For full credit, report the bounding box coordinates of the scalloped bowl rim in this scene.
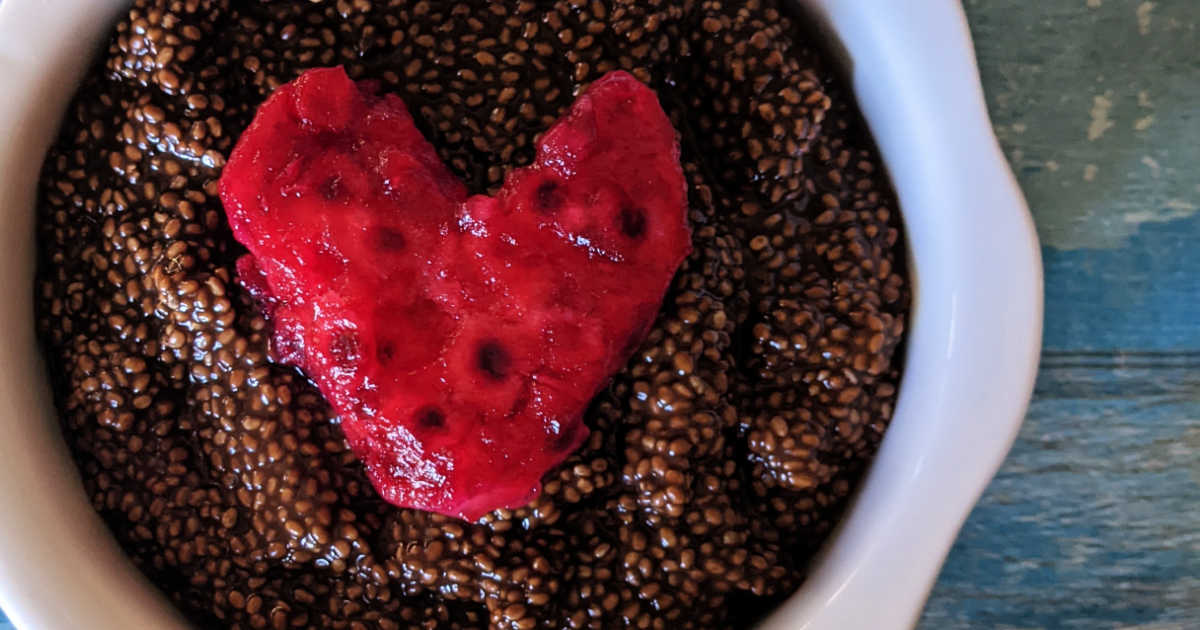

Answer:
[0,1,1041,628]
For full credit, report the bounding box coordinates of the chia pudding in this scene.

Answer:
[34,1,909,628]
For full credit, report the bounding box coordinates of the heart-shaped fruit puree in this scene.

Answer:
[219,67,690,520]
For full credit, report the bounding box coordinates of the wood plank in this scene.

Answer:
[1040,213,1200,351]
[920,358,1200,629]
[925,3,1200,625]
[963,0,1200,251]
[962,0,1200,351]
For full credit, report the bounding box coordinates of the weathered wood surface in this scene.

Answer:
[920,357,1200,629]
[919,1,1200,628]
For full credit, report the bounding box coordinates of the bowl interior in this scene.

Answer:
[0,1,1041,629]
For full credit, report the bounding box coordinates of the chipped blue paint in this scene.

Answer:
[1041,211,1200,351]
[921,1,1200,629]
[970,0,1200,251]
[921,361,1200,629]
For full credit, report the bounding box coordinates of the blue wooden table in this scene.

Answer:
[919,1,1200,628]
[3,1,1196,629]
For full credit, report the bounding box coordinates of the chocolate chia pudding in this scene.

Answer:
[34,1,909,628]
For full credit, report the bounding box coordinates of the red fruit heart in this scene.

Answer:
[219,67,690,520]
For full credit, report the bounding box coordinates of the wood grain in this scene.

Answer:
[920,356,1200,629]
[920,1,1200,628]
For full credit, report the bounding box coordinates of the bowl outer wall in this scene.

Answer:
[0,1,1042,629]
[0,0,192,628]
[762,1,1042,628]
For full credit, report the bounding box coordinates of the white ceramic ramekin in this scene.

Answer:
[0,1,1042,628]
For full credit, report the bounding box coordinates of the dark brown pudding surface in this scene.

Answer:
[35,1,908,628]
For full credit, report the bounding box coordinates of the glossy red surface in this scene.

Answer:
[220,67,690,520]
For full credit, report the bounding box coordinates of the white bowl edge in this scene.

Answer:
[0,1,1042,629]
[0,1,192,628]
[763,1,1042,628]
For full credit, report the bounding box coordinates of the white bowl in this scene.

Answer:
[0,0,1042,628]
